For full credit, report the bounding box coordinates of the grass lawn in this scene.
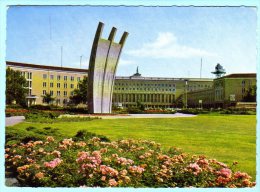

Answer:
[6,115,256,179]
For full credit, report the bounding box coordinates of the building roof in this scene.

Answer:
[6,61,88,73]
[116,76,213,82]
[223,73,256,78]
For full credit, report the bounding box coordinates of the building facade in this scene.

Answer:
[187,73,257,108]
[7,61,87,106]
[9,61,255,109]
[7,61,214,108]
[113,69,213,108]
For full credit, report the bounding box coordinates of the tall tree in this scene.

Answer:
[70,76,88,105]
[6,67,28,106]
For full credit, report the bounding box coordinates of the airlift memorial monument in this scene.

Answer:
[87,22,128,114]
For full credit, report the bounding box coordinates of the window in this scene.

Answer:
[50,82,54,88]
[63,99,67,104]
[71,76,74,81]
[29,81,32,88]
[27,72,32,80]
[242,80,246,86]
[64,83,67,88]
[70,84,74,89]
[64,76,67,81]
[43,90,46,95]
[64,91,67,96]
[43,82,47,87]
[50,90,54,96]
[57,91,60,96]
[28,89,32,95]
[50,75,54,80]
[57,75,61,80]
[77,77,81,82]
[43,74,47,79]
[57,83,60,88]
[70,91,74,96]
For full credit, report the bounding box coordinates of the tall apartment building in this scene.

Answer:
[7,61,87,106]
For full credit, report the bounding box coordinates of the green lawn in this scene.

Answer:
[7,115,256,179]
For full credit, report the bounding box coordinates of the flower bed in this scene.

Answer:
[5,135,255,188]
[5,109,29,117]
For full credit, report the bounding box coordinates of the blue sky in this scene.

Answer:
[6,6,257,78]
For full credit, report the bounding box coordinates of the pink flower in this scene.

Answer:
[46,136,55,142]
[100,165,118,177]
[52,150,61,158]
[109,179,118,187]
[128,165,145,174]
[61,138,74,146]
[188,163,202,175]
[35,172,44,179]
[234,171,251,179]
[218,168,232,178]
[116,157,134,165]
[101,176,106,181]
[44,158,62,168]
[17,165,30,173]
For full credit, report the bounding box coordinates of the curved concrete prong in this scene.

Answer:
[108,27,117,42]
[119,32,129,47]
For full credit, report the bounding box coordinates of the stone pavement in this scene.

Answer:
[5,116,25,126]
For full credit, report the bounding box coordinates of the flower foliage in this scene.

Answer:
[5,136,255,188]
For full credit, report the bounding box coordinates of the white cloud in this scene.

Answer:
[127,32,216,59]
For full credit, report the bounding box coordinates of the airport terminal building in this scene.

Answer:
[6,61,256,109]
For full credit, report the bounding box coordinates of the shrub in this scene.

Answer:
[73,130,110,142]
[177,109,210,115]
[127,107,144,114]
[5,136,255,188]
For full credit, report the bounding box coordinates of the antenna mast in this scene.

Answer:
[61,46,63,67]
[200,58,202,78]
[49,16,52,40]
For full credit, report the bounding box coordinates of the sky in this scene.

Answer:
[6,6,257,78]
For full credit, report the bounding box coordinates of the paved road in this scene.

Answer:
[5,116,25,126]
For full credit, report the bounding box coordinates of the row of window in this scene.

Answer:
[115,87,176,92]
[113,93,175,103]
[21,71,32,80]
[115,83,176,87]
[42,90,74,96]
[43,74,81,82]
[43,82,79,89]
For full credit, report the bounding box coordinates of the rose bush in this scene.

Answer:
[5,135,255,188]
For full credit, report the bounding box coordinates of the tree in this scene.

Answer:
[70,76,88,105]
[6,67,28,106]
[243,85,256,102]
[42,93,55,104]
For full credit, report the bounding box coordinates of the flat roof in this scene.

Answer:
[116,76,213,82]
[6,61,88,73]
[223,73,256,78]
